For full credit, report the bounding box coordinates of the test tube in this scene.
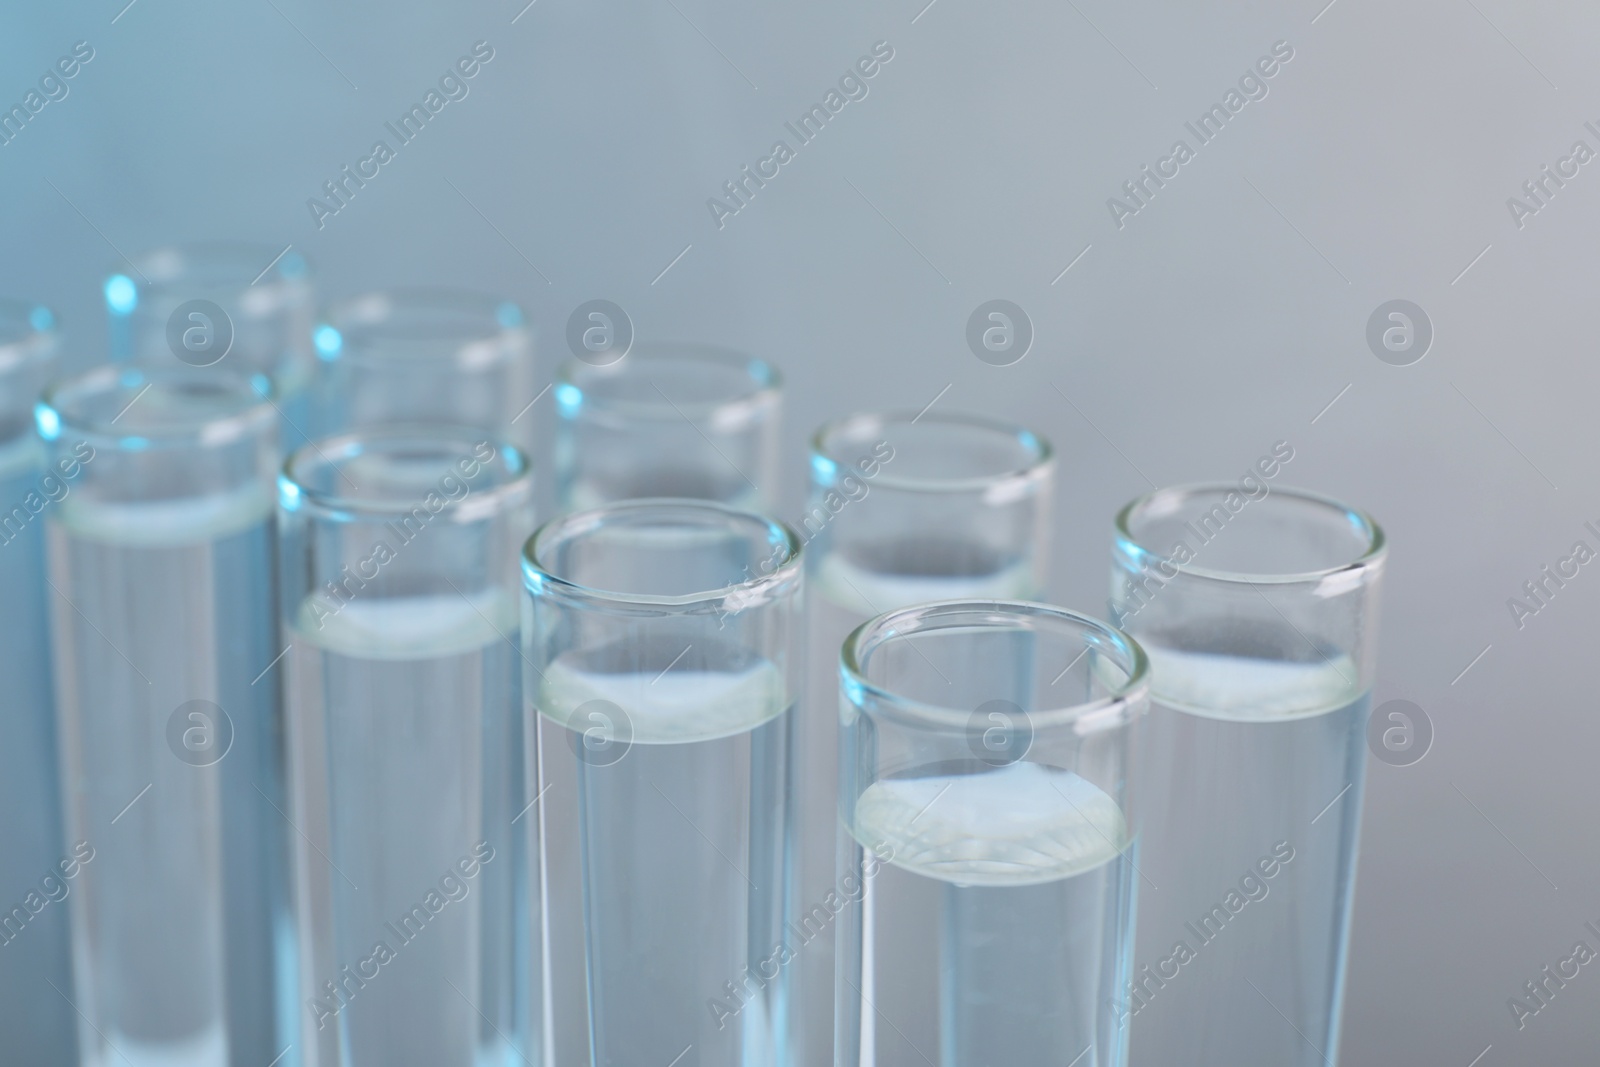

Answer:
[1110,484,1385,1067]
[279,428,533,1067]
[553,344,780,511]
[523,500,802,1067]
[105,241,316,442]
[40,366,281,1067]
[794,410,1052,1063]
[311,288,538,452]
[837,601,1148,1067]
[0,299,76,1066]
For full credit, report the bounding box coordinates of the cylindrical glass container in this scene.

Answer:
[553,344,780,512]
[40,366,282,1067]
[524,500,802,1067]
[106,242,315,438]
[0,299,76,1067]
[1111,484,1385,1067]
[795,410,1052,1064]
[837,600,1147,1067]
[311,288,537,452]
[279,428,533,1067]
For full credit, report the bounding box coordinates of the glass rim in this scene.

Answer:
[37,365,276,450]
[316,287,530,365]
[842,599,1149,733]
[1114,482,1386,585]
[811,409,1053,494]
[110,240,311,298]
[524,497,802,609]
[555,342,781,425]
[279,425,532,522]
[0,298,58,377]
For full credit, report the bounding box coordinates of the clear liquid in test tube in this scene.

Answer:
[41,366,281,1067]
[1111,483,1385,1067]
[796,411,1053,1066]
[836,601,1147,1067]
[280,429,533,1067]
[524,500,802,1067]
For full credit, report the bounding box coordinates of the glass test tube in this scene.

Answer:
[795,410,1052,1066]
[1111,485,1385,1067]
[106,242,316,441]
[0,300,76,1066]
[553,344,780,512]
[837,601,1148,1067]
[524,500,802,1067]
[279,429,533,1067]
[40,366,282,1067]
[312,288,538,452]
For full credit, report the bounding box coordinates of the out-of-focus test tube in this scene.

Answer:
[40,366,283,1067]
[1111,485,1385,1067]
[553,344,780,512]
[105,242,315,442]
[836,600,1147,1067]
[311,288,537,452]
[0,299,76,1066]
[280,428,533,1067]
[795,410,1052,1064]
[523,500,802,1067]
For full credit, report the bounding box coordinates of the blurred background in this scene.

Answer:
[3,0,1594,1062]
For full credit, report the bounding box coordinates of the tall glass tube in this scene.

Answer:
[311,288,537,452]
[0,299,76,1066]
[105,242,316,442]
[107,244,312,1067]
[524,500,802,1067]
[553,344,780,511]
[837,601,1147,1067]
[279,428,533,1067]
[40,366,281,1067]
[795,410,1052,1064]
[1110,484,1385,1067]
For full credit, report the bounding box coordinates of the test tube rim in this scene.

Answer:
[109,240,311,302]
[1114,482,1386,587]
[523,497,802,610]
[316,286,531,366]
[811,409,1053,495]
[37,364,276,450]
[841,598,1149,734]
[279,424,533,522]
[555,342,780,428]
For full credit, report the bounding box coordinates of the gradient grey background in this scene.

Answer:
[3,1,1593,1063]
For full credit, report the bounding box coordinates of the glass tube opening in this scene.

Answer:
[317,288,529,368]
[280,427,531,521]
[556,343,779,428]
[526,498,800,605]
[805,411,1053,613]
[1116,483,1384,585]
[38,367,279,543]
[127,241,306,288]
[109,241,309,319]
[814,410,1051,495]
[105,243,313,412]
[39,366,275,450]
[844,600,1147,736]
